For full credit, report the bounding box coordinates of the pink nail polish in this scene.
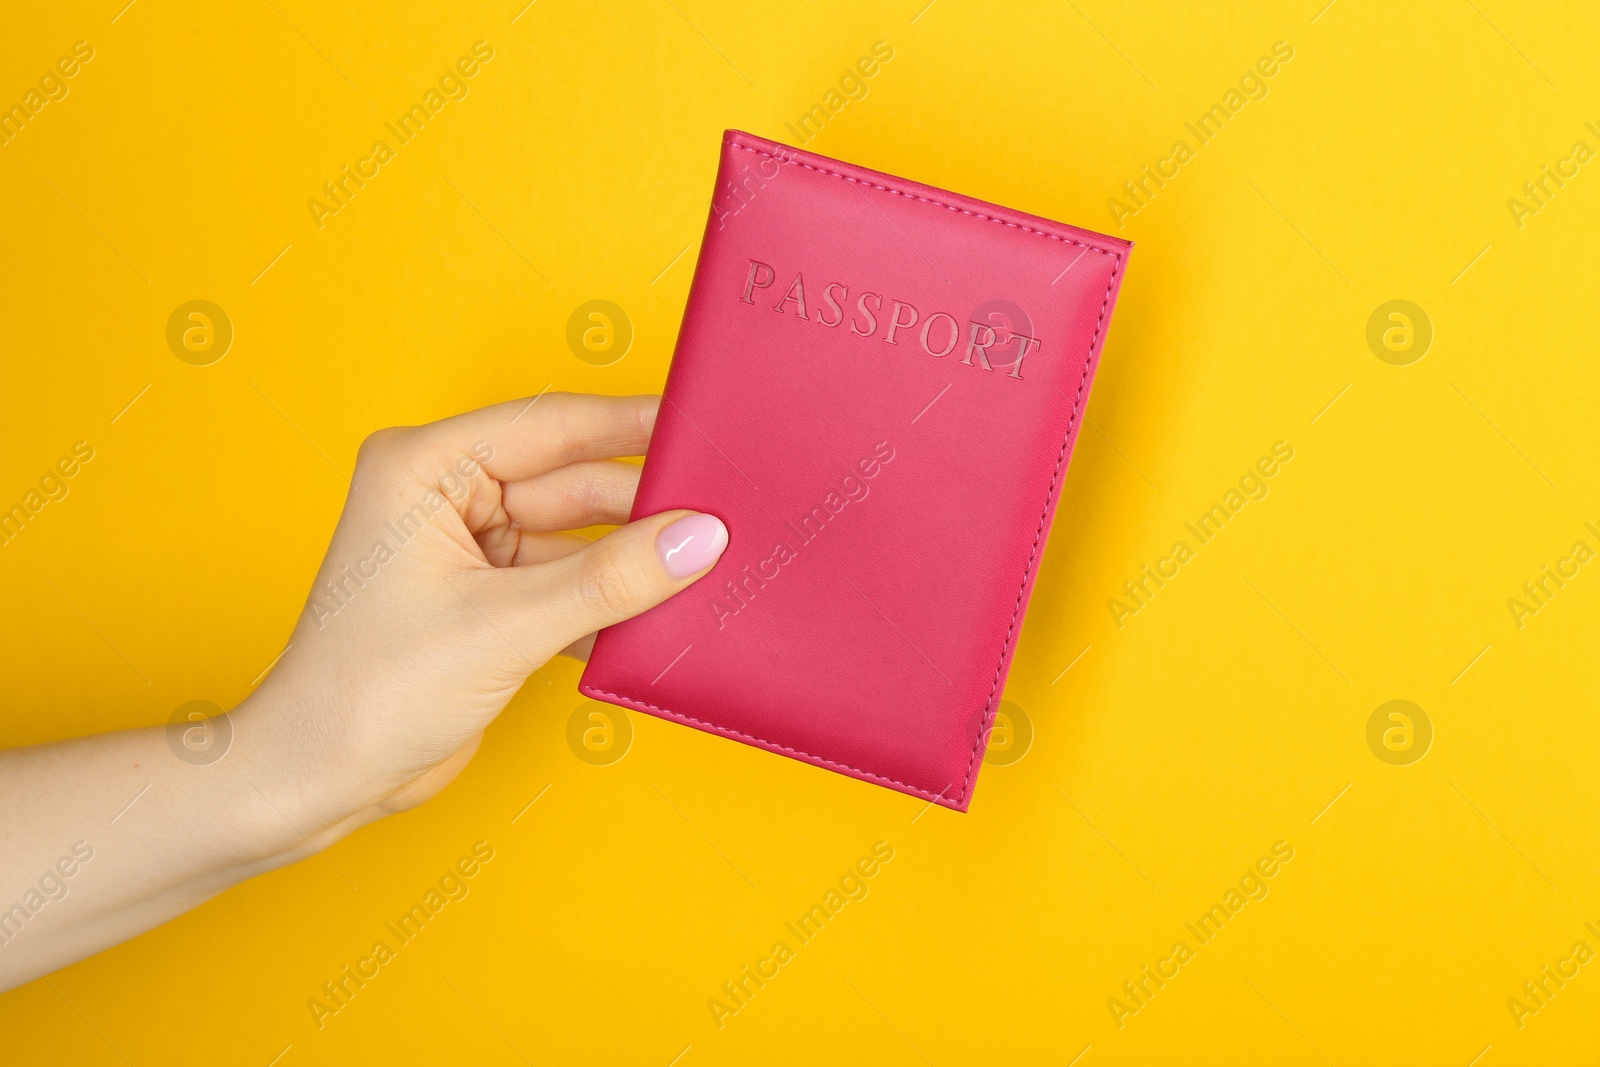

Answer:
[656,513,729,579]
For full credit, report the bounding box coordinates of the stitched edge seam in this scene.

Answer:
[597,136,1126,809]
[953,251,1122,805]
[727,139,1122,260]
[584,683,958,803]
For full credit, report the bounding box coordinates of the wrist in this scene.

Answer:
[222,686,379,875]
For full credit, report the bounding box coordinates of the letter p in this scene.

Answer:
[742,260,775,303]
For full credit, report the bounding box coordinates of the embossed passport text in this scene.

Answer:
[581,129,1132,811]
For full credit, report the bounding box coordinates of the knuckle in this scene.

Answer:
[356,426,408,467]
[578,545,647,618]
[574,470,620,524]
[555,475,591,523]
[550,395,584,465]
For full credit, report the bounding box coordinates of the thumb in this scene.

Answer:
[506,510,729,653]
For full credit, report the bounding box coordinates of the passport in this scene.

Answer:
[581,130,1132,811]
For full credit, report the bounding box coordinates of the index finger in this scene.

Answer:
[411,392,658,482]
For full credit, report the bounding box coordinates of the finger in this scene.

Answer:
[404,392,658,483]
[508,530,590,567]
[492,510,729,654]
[560,633,596,661]
[501,461,641,532]
[353,394,657,557]
[471,527,592,569]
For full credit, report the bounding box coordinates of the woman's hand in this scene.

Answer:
[238,391,728,837]
[0,392,728,993]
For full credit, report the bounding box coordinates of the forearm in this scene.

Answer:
[0,393,715,994]
[0,700,359,992]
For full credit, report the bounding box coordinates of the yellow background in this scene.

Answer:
[3,0,1598,1062]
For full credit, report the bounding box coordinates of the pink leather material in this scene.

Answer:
[580,129,1131,811]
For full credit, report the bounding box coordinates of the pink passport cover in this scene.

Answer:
[580,130,1131,811]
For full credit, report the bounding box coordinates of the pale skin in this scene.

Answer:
[0,393,724,994]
